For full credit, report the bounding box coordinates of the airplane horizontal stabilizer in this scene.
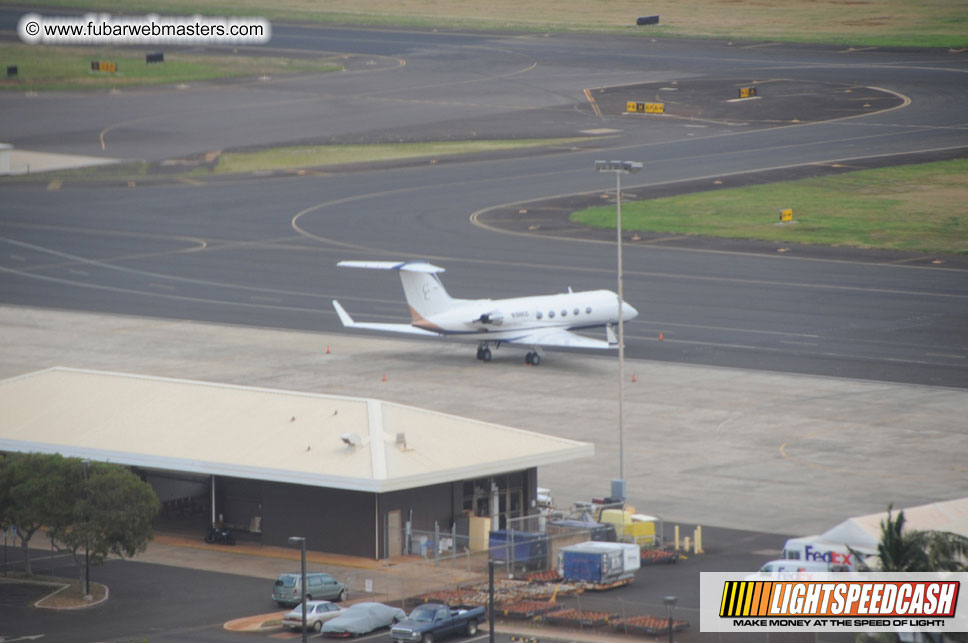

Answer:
[332,300,439,336]
[337,260,445,274]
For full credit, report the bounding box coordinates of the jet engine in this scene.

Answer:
[474,310,504,326]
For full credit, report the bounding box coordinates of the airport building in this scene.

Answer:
[0,367,593,558]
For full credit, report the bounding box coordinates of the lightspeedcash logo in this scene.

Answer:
[700,572,968,633]
[720,580,958,618]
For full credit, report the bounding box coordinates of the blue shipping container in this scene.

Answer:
[488,530,548,571]
[560,550,604,582]
[557,542,641,583]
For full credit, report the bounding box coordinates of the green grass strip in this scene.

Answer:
[0,44,341,91]
[214,139,597,173]
[571,159,968,254]
[19,0,968,49]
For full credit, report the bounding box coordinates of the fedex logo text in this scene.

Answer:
[804,545,851,566]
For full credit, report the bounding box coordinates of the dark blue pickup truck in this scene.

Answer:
[390,604,485,643]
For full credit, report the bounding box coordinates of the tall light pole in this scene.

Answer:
[664,595,678,643]
[595,160,642,501]
[288,536,308,643]
[81,459,91,600]
[488,559,495,643]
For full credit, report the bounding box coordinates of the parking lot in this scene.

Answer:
[2,520,815,643]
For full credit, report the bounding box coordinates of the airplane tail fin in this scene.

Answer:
[337,260,455,323]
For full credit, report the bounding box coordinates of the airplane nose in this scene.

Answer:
[623,302,639,321]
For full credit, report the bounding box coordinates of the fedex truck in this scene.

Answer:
[780,536,875,570]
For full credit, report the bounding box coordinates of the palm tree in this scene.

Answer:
[852,506,968,643]
[854,505,968,573]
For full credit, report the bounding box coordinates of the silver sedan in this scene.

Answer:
[282,600,344,632]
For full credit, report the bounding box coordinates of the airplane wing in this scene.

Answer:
[505,326,617,350]
[332,300,440,336]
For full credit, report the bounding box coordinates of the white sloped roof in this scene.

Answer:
[0,367,593,493]
[820,498,968,548]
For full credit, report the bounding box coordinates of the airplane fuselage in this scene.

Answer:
[332,260,640,364]
[414,289,637,340]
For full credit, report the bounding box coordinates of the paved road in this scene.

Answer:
[2,24,967,387]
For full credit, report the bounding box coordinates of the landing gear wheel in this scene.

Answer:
[481,347,492,362]
[525,352,533,364]
[476,347,483,360]
[529,352,541,367]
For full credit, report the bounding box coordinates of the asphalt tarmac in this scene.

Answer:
[2,25,967,387]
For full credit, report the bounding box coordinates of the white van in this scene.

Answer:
[759,559,845,574]
[746,559,847,581]
[780,536,869,570]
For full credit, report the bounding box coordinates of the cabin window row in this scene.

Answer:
[536,306,592,320]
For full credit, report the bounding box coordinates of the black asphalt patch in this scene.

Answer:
[592,78,903,125]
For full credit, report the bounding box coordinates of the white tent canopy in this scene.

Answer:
[819,497,968,549]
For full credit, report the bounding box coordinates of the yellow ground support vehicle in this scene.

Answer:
[599,509,657,546]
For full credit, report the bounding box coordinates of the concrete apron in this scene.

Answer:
[2,305,966,540]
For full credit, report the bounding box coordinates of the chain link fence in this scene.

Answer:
[392,505,667,577]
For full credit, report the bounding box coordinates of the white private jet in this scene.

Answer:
[331,260,639,366]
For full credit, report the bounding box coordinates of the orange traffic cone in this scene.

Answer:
[326,345,331,354]
[631,373,637,383]
[659,332,664,341]
[382,374,387,382]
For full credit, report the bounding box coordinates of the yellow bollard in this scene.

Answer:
[674,524,680,551]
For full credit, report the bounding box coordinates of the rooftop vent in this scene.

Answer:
[340,433,363,449]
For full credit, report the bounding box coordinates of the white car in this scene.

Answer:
[282,600,344,632]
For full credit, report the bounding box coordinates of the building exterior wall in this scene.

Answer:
[199,469,539,560]
[215,476,377,556]
[375,481,460,558]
